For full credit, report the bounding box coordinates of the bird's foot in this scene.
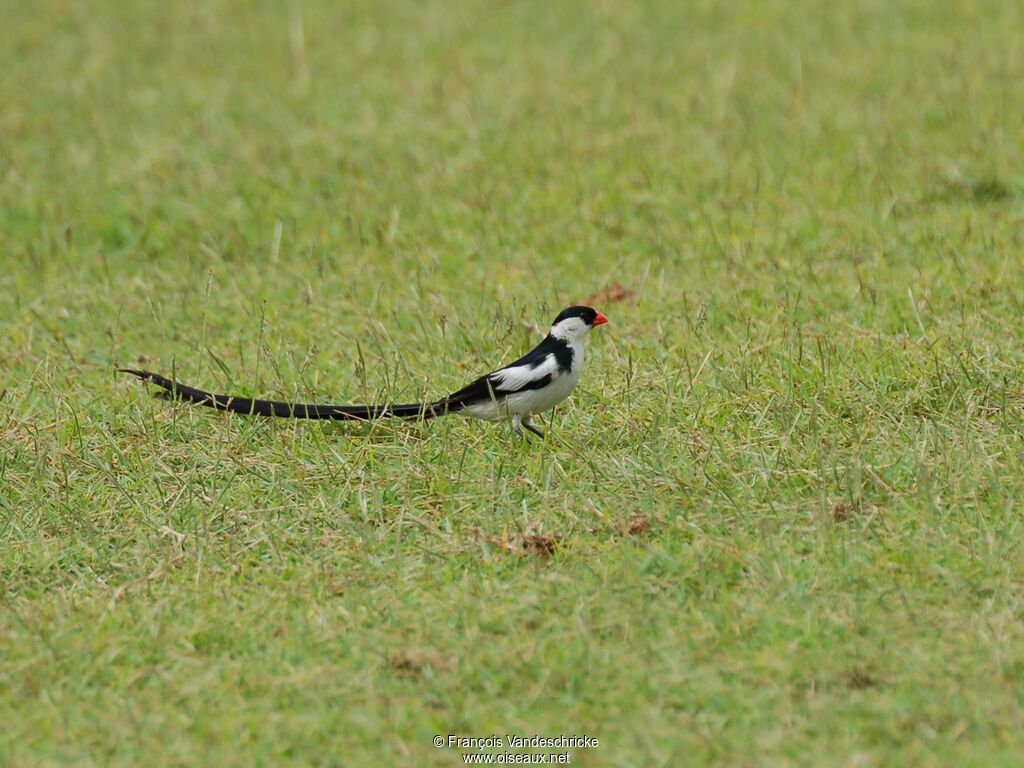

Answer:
[512,415,545,442]
[523,422,544,439]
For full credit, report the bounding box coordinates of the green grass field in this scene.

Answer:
[3,0,1024,764]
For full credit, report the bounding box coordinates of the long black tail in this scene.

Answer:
[119,369,447,421]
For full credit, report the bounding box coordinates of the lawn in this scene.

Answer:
[3,0,1024,764]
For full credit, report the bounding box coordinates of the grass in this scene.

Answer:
[2,0,1024,764]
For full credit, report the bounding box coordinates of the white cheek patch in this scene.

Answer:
[551,318,588,340]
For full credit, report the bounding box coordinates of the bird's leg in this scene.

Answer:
[511,413,531,441]
[522,415,545,439]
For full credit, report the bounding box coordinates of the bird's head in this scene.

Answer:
[549,305,609,342]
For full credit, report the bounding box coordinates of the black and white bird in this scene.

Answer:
[120,305,609,438]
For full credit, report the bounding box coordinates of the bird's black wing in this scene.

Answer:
[437,374,496,409]
[437,336,568,408]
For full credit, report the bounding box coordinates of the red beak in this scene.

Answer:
[593,311,609,327]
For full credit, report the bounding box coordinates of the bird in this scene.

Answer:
[120,305,609,438]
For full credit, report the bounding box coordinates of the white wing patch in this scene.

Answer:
[488,353,559,393]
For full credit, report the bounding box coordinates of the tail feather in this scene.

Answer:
[119,369,445,421]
